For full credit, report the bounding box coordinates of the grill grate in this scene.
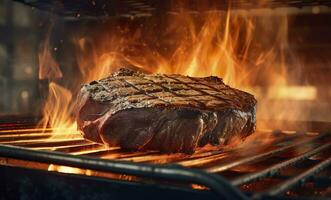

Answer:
[0,116,331,199]
[13,0,331,19]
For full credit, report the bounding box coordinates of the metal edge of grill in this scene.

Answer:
[12,0,331,20]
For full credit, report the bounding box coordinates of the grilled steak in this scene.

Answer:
[76,68,257,153]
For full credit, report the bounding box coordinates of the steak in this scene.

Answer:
[76,68,257,153]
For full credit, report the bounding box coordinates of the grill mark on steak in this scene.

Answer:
[76,68,257,153]
[189,77,248,108]
[164,75,239,109]
[186,76,257,112]
[92,78,214,104]
[119,78,171,105]
[139,76,207,108]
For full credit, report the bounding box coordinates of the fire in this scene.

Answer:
[157,11,239,84]
[38,6,313,143]
[70,9,294,90]
[266,86,316,100]
[37,82,79,137]
[71,11,253,86]
[38,28,63,80]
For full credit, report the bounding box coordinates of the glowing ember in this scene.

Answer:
[266,86,317,100]
[48,164,91,175]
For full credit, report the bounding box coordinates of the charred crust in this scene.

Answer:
[112,68,138,76]
[76,68,257,153]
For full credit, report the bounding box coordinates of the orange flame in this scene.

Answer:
[38,25,63,80]
[72,10,292,88]
[38,7,315,140]
[38,82,78,137]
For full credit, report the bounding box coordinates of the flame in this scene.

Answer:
[38,82,78,137]
[38,24,63,80]
[71,10,293,89]
[38,6,316,145]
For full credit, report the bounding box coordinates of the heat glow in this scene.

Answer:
[38,7,311,141]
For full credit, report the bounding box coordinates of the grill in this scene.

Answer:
[1,0,331,199]
[14,0,331,19]
[1,116,331,200]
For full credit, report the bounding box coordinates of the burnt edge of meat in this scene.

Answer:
[76,67,257,154]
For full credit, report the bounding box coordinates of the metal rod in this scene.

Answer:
[231,141,331,186]
[3,138,88,147]
[253,155,331,199]
[32,143,103,152]
[0,144,248,200]
[178,132,302,168]
[0,133,82,143]
[207,133,326,173]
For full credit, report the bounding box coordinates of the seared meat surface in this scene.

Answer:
[76,68,257,153]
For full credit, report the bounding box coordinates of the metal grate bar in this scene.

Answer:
[0,144,248,200]
[206,133,326,173]
[1,117,331,199]
[231,140,331,186]
[3,138,89,147]
[33,143,103,152]
[0,133,82,142]
[254,156,331,198]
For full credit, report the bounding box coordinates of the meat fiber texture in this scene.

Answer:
[76,68,257,154]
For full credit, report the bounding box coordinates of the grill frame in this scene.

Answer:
[1,117,331,200]
[0,144,247,200]
[13,0,331,19]
[0,165,220,200]
[2,1,331,199]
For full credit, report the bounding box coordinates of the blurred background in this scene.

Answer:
[0,0,40,114]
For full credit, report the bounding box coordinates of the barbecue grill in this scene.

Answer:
[1,0,331,200]
[1,116,331,199]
